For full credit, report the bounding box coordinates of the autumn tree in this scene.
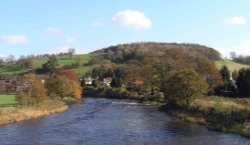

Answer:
[195,57,222,93]
[164,69,208,106]
[142,57,158,94]
[154,49,191,93]
[47,70,82,100]
[16,74,48,106]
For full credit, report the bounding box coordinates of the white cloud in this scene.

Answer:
[92,21,103,27]
[112,10,152,30]
[0,35,28,44]
[44,27,63,35]
[65,37,76,45]
[216,40,250,58]
[0,54,5,58]
[224,16,247,25]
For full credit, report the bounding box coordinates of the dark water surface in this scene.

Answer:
[0,97,250,145]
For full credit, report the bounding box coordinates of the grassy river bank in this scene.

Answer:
[0,97,68,126]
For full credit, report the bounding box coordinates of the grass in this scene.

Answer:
[0,54,93,76]
[215,59,250,71]
[0,99,68,126]
[0,95,19,108]
[189,96,250,114]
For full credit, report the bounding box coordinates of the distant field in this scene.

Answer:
[215,59,250,71]
[0,95,19,108]
[0,54,92,76]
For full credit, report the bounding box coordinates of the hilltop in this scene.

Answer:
[92,42,221,64]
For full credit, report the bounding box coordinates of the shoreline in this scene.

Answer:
[160,104,250,138]
[0,100,68,126]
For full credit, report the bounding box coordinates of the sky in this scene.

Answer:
[0,0,250,58]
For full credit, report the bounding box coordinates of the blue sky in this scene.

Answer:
[0,0,250,58]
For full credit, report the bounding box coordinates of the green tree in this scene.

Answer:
[219,65,237,92]
[16,74,48,106]
[236,69,250,97]
[220,65,230,82]
[42,55,59,72]
[111,77,122,88]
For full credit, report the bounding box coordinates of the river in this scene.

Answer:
[0,97,249,145]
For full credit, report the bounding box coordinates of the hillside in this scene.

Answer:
[0,42,224,77]
[92,42,221,64]
[0,54,92,77]
[215,59,250,71]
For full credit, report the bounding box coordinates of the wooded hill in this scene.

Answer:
[91,42,222,65]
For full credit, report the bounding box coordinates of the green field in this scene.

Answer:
[0,54,93,76]
[215,59,250,71]
[0,95,19,108]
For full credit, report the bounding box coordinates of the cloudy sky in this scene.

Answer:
[0,0,250,58]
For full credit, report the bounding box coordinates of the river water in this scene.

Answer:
[0,97,250,145]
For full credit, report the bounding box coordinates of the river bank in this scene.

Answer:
[0,99,68,126]
[161,96,250,138]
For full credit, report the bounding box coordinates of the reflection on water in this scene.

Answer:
[0,97,249,145]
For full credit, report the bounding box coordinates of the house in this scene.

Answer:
[85,77,94,85]
[103,78,112,86]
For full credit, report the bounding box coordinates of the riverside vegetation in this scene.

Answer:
[1,43,250,137]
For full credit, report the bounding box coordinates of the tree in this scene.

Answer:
[236,69,250,97]
[111,77,121,88]
[68,48,75,58]
[196,57,222,94]
[6,55,15,64]
[47,70,82,100]
[164,69,208,106]
[142,57,158,94]
[42,55,59,72]
[47,76,72,98]
[232,70,238,80]
[220,65,230,81]
[16,74,48,106]
[56,69,79,82]
[17,56,35,68]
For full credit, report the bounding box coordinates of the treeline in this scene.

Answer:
[16,69,82,106]
[231,52,250,65]
[0,48,76,67]
[218,65,250,97]
[10,53,83,106]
